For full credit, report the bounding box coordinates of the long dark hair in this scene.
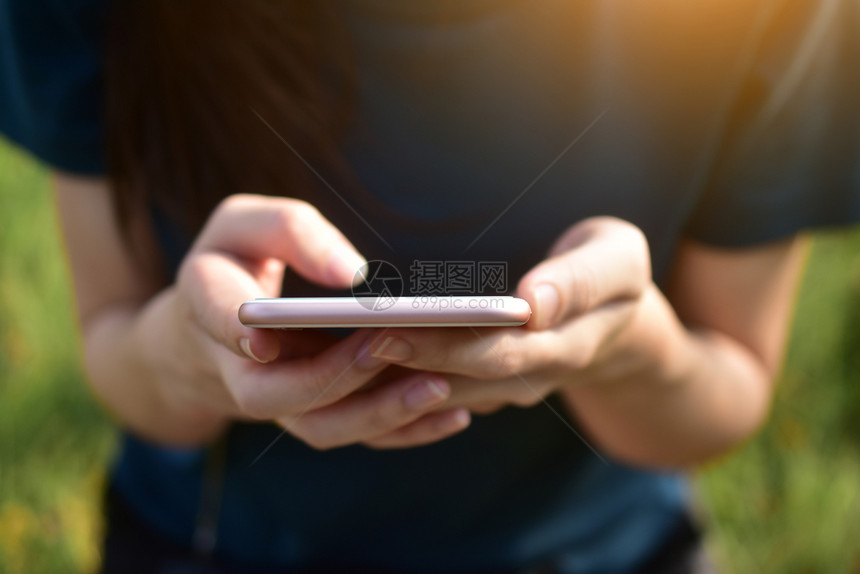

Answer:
[105,0,355,242]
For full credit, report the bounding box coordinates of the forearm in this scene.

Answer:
[82,288,231,447]
[562,285,772,468]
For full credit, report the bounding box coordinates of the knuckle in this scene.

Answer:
[177,252,206,289]
[271,203,300,234]
[296,359,344,407]
[284,198,318,224]
[271,200,319,241]
[301,433,337,452]
[565,342,597,372]
[511,391,541,408]
[300,366,333,403]
[471,403,504,415]
[364,405,391,434]
[286,197,319,218]
[624,226,652,287]
[609,220,651,291]
[488,335,525,378]
[567,263,601,313]
[214,193,251,219]
[220,193,247,209]
[509,377,551,408]
[175,263,213,327]
[191,195,247,252]
[595,215,629,229]
[427,342,453,371]
[231,384,274,420]
[176,258,234,346]
[360,384,406,435]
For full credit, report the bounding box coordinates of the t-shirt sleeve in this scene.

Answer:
[686,0,860,247]
[0,0,106,174]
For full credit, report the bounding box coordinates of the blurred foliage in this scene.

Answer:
[1,135,859,573]
[0,138,115,574]
[698,229,860,574]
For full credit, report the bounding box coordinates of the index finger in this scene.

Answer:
[192,194,366,288]
[178,194,367,360]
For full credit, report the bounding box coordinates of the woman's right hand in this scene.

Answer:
[144,194,470,449]
[56,177,468,449]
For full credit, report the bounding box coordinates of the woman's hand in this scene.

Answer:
[145,194,472,448]
[56,180,469,448]
[361,217,654,415]
[359,217,805,466]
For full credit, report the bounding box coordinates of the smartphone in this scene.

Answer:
[238,296,532,328]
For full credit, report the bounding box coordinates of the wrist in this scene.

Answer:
[571,284,694,395]
[131,287,232,440]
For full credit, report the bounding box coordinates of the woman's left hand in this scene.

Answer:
[359,217,658,443]
[359,216,801,466]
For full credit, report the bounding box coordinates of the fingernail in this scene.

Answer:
[438,408,471,432]
[404,379,450,412]
[534,283,560,329]
[371,336,413,362]
[240,337,268,364]
[355,338,388,369]
[331,247,367,286]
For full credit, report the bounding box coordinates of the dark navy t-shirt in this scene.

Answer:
[3,0,860,572]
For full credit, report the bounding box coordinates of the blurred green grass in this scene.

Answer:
[1,136,859,573]
[0,138,114,573]
[698,227,860,574]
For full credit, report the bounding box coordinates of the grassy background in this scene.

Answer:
[1,136,859,573]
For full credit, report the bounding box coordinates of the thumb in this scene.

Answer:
[517,217,651,331]
[178,250,283,363]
